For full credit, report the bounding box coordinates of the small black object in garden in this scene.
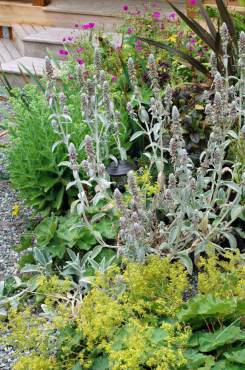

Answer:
[107,160,133,193]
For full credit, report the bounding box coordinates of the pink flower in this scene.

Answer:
[127,27,134,34]
[188,0,197,6]
[58,49,69,56]
[190,38,197,45]
[111,75,117,81]
[135,40,142,52]
[152,11,161,18]
[197,51,204,57]
[82,22,95,30]
[167,11,177,22]
[123,4,129,11]
[62,37,66,42]
[76,47,84,53]
[76,58,85,65]
[68,36,73,42]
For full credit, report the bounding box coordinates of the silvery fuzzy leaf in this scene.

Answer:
[14,277,23,288]
[41,304,55,318]
[130,130,145,142]
[70,199,80,214]
[0,307,7,318]
[227,130,238,139]
[9,298,19,310]
[60,114,72,122]
[34,248,48,266]
[177,251,193,274]
[231,205,245,221]
[159,242,170,250]
[138,106,149,123]
[52,140,63,152]
[0,281,4,298]
[21,264,42,273]
[58,161,70,168]
[67,248,78,262]
[69,222,83,231]
[222,232,237,249]
[109,155,118,166]
[77,202,85,216]
[91,213,106,224]
[168,226,179,245]
[92,192,107,205]
[143,152,152,161]
[66,181,77,191]
[221,181,241,194]
[98,178,111,189]
[120,147,127,161]
[89,246,103,260]
[145,142,161,150]
[80,180,92,187]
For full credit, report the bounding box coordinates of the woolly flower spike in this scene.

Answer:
[210,52,217,76]
[229,101,237,119]
[127,171,139,199]
[45,56,53,80]
[94,48,102,73]
[68,143,77,165]
[127,102,135,119]
[148,54,159,90]
[164,85,173,107]
[220,23,229,46]
[172,106,180,123]
[59,92,66,107]
[76,64,84,86]
[127,57,137,87]
[213,92,223,115]
[114,188,125,213]
[84,135,94,161]
[239,31,245,55]
[214,72,224,93]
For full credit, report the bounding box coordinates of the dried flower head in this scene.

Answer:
[45,56,53,80]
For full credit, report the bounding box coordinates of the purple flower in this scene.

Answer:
[111,75,117,81]
[123,4,129,11]
[152,2,158,7]
[58,49,69,56]
[62,37,66,42]
[190,38,197,45]
[152,11,161,18]
[82,22,95,30]
[76,47,84,53]
[75,24,79,28]
[197,51,204,57]
[68,36,73,42]
[76,58,84,65]
[167,11,177,22]
[189,0,197,6]
[135,40,142,52]
[127,27,134,34]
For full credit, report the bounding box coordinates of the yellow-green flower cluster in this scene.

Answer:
[198,251,245,299]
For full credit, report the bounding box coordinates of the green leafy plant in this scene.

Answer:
[8,84,88,214]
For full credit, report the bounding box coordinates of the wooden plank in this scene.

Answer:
[32,0,50,6]
[0,40,12,63]
[21,24,36,36]
[2,39,21,59]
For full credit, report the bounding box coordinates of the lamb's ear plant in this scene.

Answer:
[114,27,245,272]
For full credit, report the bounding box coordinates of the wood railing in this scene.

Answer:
[32,0,50,5]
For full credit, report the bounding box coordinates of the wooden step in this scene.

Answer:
[0,38,21,63]
[22,27,122,58]
[0,56,46,86]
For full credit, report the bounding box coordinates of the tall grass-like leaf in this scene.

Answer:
[138,37,210,77]
[167,1,218,53]
[197,0,217,39]
[216,0,238,49]
[18,63,46,94]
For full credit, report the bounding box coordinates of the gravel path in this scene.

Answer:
[0,98,32,369]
